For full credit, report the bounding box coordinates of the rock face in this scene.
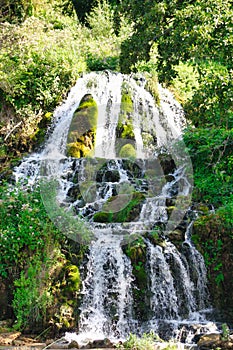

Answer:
[66,94,97,158]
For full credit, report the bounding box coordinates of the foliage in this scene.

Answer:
[12,262,53,330]
[120,0,233,73]
[86,0,115,39]
[119,0,233,129]
[119,332,180,350]
[0,0,131,170]
[171,61,199,104]
[0,180,85,330]
[0,182,61,278]
[0,181,66,330]
[0,17,86,115]
[184,128,233,206]
[71,0,121,24]
[84,0,132,71]
[119,332,157,350]
[193,202,233,319]
[184,61,233,128]
[0,0,233,333]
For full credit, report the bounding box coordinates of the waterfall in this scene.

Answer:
[77,231,134,344]
[13,71,213,344]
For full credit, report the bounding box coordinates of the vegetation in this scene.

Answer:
[0,180,87,332]
[93,192,145,222]
[118,332,180,350]
[0,0,232,334]
[0,0,132,172]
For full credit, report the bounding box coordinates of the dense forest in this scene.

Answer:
[0,0,232,339]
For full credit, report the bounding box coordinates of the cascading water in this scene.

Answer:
[14,71,214,345]
[77,231,134,343]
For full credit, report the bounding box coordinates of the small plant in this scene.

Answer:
[221,323,230,340]
[119,332,157,350]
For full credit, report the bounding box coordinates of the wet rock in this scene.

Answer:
[68,340,80,348]
[0,331,21,345]
[158,153,176,175]
[81,338,114,348]
[104,170,120,182]
[169,229,184,243]
[66,94,97,158]
[197,333,221,348]
[165,174,175,182]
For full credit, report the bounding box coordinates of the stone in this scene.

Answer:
[169,229,184,242]
[68,340,80,349]
[82,338,114,349]
[119,143,136,158]
[0,331,21,345]
[197,333,221,348]
[66,94,97,158]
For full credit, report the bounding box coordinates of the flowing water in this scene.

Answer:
[14,71,214,345]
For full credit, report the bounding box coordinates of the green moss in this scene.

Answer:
[146,229,167,247]
[32,111,53,146]
[92,211,113,223]
[93,192,145,223]
[66,264,81,292]
[121,93,133,114]
[116,85,135,141]
[66,94,97,158]
[119,143,136,158]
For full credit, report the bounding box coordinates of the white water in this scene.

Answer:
[76,231,134,345]
[13,71,213,345]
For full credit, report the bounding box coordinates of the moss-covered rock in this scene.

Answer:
[146,229,167,248]
[119,143,136,159]
[93,192,145,222]
[66,94,97,158]
[116,85,135,141]
[168,229,184,244]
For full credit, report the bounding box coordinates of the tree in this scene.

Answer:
[120,0,233,77]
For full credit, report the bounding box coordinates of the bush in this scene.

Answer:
[0,182,60,278]
[184,127,233,206]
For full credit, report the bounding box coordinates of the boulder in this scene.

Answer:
[68,340,80,349]
[0,331,21,345]
[66,94,97,158]
[197,333,221,348]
